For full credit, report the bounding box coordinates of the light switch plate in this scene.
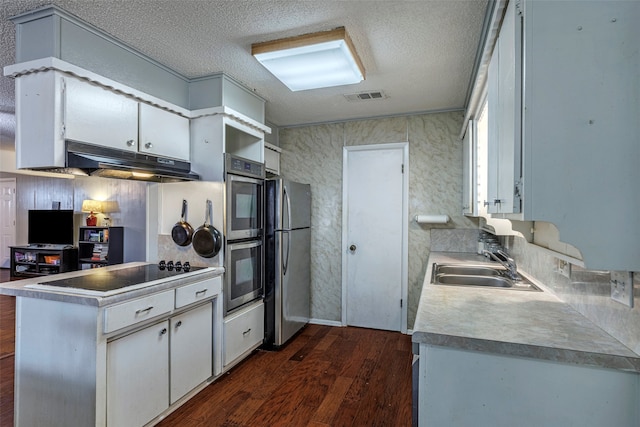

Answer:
[610,271,634,308]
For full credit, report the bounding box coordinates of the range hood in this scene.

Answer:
[63,141,200,182]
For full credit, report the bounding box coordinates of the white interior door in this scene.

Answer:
[343,144,408,332]
[0,178,16,268]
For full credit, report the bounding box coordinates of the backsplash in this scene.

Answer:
[509,236,640,355]
[430,228,479,253]
[156,234,222,269]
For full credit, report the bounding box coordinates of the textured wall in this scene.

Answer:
[279,111,478,327]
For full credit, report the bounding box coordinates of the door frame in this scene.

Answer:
[0,178,17,269]
[341,143,409,333]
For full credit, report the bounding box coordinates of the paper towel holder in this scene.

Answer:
[414,214,450,224]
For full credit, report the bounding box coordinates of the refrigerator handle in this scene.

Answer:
[283,230,290,275]
[284,185,292,231]
[283,186,292,275]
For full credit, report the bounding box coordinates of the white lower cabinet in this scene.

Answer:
[223,300,264,369]
[107,321,170,427]
[11,274,223,427]
[418,344,640,427]
[107,301,213,426]
[170,303,213,404]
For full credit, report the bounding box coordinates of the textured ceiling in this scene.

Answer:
[0,0,488,142]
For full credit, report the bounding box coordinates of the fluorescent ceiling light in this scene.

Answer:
[252,27,365,92]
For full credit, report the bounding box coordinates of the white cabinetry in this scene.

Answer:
[485,0,640,270]
[264,142,281,176]
[418,344,639,427]
[107,320,170,427]
[223,300,264,370]
[461,120,476,216]
[11,67,191,170]
[190,107,270,181]
[106,301,212,427]
[170,303,213,404]
[11,272,222,427]
[486,0,521,215]
[65,76,139,152]
[139,103,190,160]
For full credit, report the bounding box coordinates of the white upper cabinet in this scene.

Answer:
[461,120,476,216]
[65,76,139,152]
[486,0,640,270]
[190,107,269,181]
[11,66,191,170]
[139,103,190,161]
[264,142,281,176]
[486,0,522,215]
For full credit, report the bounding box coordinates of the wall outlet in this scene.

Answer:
[610,271,634,308]
[557,258,571,279]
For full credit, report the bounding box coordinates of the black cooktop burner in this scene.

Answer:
[43,264,206,293]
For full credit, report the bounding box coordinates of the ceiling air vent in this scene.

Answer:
[344,90,387,102]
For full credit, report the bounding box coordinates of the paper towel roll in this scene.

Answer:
[414,214,450,224]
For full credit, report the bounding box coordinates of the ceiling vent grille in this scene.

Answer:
[343,90,387,102]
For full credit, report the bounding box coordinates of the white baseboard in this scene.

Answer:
[308,318,343,327]
[308,319,414,335]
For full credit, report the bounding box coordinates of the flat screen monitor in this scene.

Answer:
[28,210,74,245]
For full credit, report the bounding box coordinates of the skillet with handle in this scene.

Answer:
[171,199,194,246]
[192,199,222,258]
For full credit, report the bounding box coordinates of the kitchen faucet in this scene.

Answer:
[483,249,520,281]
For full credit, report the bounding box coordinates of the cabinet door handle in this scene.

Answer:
[145,142,153,149]
[160,328,168,336]
[135,306,154,315]
[242,328,251,336]
[126,139,135,147]
[175,320,182,328]
[195,289,208,296]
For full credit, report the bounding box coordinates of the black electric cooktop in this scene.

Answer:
[43,263,206,293]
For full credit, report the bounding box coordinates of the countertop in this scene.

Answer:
[412,252,640,373]
[0,262,224,307]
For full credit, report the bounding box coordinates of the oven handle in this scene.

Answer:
[283,186,291,276]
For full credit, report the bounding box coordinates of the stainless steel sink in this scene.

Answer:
[431,263,541,291]
[434,265,503,277]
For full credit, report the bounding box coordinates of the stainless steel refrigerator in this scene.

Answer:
[264,178,311,348]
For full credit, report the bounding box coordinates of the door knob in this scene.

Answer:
[349,244,357,252]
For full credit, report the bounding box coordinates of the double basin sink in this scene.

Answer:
[431,263,541,292]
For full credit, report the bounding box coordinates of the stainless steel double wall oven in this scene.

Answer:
[224,154,265,315]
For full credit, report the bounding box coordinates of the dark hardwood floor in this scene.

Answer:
[0,267,412,427]
[158,324,412,427]
[0,268,16,427]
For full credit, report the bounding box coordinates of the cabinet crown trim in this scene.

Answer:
[4,57,191,117]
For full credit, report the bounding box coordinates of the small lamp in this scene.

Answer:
[82,199,103,226]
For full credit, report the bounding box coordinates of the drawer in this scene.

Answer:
[104,290,174,333]
[223,301,264,367]
[175,276,222,309]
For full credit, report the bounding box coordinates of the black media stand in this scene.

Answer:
[10,245,79,278]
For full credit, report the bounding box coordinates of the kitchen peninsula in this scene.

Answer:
[0,262,224,427]
[412,252,640,427]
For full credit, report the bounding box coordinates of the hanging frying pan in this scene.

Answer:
[193,199,222,258]
[171,199,194,246]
